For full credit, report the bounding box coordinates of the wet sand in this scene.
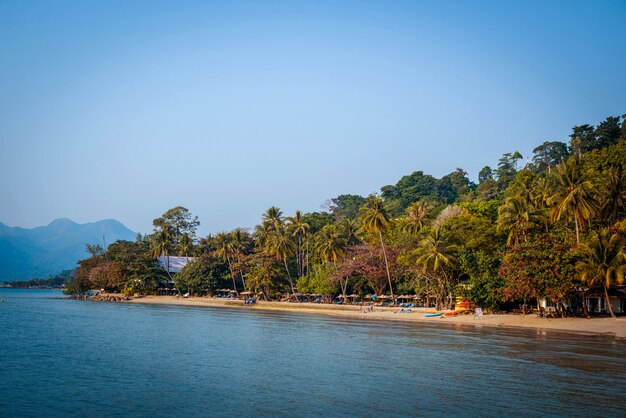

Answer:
[124,295,626,338]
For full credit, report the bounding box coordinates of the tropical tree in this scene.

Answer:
[265,226,297,296]
[401,201,430,235]
[263,206,284,229]
[178,233,193,256]
[599,167,626,225]
[360,195,395,299]
[316,224,349,298]
[497,196,543,245]
[151,227,172,266]
[577,228,626,318]
[214,232,238,296]
[230,229,249,289]
[414,227,458,309]
[340,218,361,245]
[289,210,310,277]
[549,156,599,242]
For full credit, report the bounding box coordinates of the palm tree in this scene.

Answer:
[401,201,430,235]
[263,206,283,229]
[531,176,552,210]
[265,226,297,296]
[289,210,310,277]
[577,228,625,319]
[599,167,626,225]
[360,195,395,300]
[151,228,172,262]
[316,224,348,265]
[178,233,193,257]
[316,224,349,298]
[549,157,599,242]
[414,227,458,310]
[497,196,543,245]
[230,229,248,289]
[196,234,215,254]
[340,218,361,245]
[254,221,272,250]
[215,232,238,296]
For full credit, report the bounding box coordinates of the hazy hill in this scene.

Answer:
[0,218,136,281]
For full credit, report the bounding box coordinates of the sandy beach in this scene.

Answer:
[122,295,626,339]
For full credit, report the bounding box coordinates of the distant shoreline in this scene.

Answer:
[114,295,626,339]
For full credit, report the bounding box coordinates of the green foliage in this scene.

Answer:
[2,270,72,289]
[495,152,522,190]
[381,171,440,216]
[478,166,493,183]
[569,116,624,155]
[296,264,336,295]
[328,194,366,220]
[499,230,580,306]
[444,213,503,252]
[301,212,334,234]
[532,141,569,172]
[175,255,222,295]
[457,200,500,222]
[457,250,503,310]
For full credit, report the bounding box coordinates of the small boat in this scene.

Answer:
[424,313,442,317]
[443,309,466,317]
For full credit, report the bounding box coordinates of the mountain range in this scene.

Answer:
[0,218,136,281]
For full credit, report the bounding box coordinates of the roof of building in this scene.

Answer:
[157,256,195,273]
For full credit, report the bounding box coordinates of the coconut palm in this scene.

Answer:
[401,201,430,234]
[288,210,310,277]
[340,218,361,245]
[360,195,395,300]
[254,221,272,250]
[577,228,626,318]
[151,227,172,261]
[316,224,349,298]
[263,206,283,230]
[414,227,458,309]
[549,157,599,242]
[316,224,348,266]
[230,229,248,289]
[531,176,552,210]
[265,226,297,296]
[414,228,458,274]
[178,233,193,257]
[599,167,626,225]
[215,232,238,296]
[497,196,544,246]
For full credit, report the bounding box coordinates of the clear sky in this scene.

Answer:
[1,0,625,236]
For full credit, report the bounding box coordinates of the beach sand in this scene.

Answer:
[123,295,626,339]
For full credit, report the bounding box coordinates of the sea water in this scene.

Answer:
[1,289,625,417]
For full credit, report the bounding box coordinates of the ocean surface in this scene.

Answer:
[1,289,625,417]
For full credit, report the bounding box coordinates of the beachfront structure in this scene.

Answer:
[158,256,194,273]
[585,286,626,315]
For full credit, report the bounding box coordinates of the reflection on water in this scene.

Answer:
[1,289,625,417]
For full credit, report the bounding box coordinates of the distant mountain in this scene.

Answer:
[0,218,136,281]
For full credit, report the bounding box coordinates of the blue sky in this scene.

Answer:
[1,0,625,236]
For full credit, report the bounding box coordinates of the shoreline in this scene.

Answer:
[120,295,626,339]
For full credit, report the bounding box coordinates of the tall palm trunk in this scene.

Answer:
[283,256,296,298]
[226,254,238,297]
[574,215,580,243]
[604,284,616,319]
[378,230,395,301]
[333,260,347,300]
